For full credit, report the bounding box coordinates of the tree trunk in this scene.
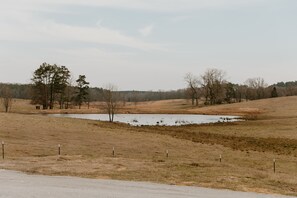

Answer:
[50,84,53,109]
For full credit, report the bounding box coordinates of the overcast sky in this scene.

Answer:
[0,0,297,90]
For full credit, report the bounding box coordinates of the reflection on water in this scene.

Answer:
[50,114,240,126]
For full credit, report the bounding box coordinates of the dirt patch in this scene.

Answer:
[138,126,297,156]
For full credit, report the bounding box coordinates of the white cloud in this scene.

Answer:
[96,20,103,28]
[1,0,267,12]
[0,0,267,48]
[42,22,162,50]
[0,5,163,51]
[139,24,154,37]
[56,48,135,63]
[170,15,192,23]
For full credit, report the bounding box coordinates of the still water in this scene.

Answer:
[50,114,240,126]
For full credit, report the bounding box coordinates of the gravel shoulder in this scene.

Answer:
[0,170,294,198]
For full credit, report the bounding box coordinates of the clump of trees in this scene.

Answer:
[31,63,71,109]
[31,63,90,109]
[184,68,280,106]
[244,77,268,100]
[185,68,228,106]
[200,68,226,105]
[31,63,121,122]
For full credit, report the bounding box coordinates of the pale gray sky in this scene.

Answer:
[0,0,296,90]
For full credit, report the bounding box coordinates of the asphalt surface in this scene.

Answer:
[0,170,294,198]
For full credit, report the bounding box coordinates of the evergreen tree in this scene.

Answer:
[271,87,278,98]
[75,75,90,109]
[225,83,236,103]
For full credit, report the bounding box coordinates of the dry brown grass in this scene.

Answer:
[0,97,297,196]
[7,96,297,117]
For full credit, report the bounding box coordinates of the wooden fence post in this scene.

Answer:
[58,144,61,156]
[273,159,276,173]
[2,141,4,160]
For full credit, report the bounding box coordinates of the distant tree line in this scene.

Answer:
[0,83,32,99]
[272,81,297,96]
[0,83,187,104]
[1,64,297,112]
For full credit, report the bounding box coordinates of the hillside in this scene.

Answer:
[0,97,296,196]
[7,96,297,118]
[121,96,297,118]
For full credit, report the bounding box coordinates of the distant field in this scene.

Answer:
[8,96,297,117]
[0,97,297,196]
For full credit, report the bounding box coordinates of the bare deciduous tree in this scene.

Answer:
[1,85,13,112]
[235,85,248,102]
[131,91,139,106]
[245,77,268,100]
[102,84,120,122]
[200,68,226,105]
[184,73,199,106]
[64,75,75,109]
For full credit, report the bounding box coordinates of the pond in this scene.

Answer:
[49,114,240,126]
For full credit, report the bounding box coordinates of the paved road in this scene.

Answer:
[0,170,294,198]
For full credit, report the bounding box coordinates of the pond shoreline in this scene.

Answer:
[48,113,241,126]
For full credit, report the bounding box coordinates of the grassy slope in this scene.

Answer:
[0,97,297,196]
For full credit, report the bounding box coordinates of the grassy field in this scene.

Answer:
[0,97,297,196]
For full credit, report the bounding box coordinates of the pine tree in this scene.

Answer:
[75,75,90,109]
[271,87,278,98]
